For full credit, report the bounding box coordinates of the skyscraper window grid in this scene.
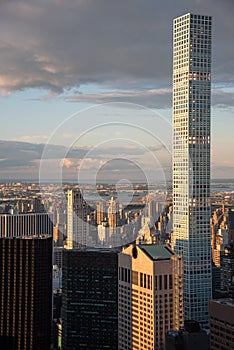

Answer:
[172,13,212,323]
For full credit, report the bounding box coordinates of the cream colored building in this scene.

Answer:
[118,244,183,350]
[67,189,92,248]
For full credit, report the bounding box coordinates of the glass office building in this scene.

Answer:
[62,248,118,350]
[0,236,52,350]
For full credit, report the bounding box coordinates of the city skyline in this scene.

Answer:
[1,4,234,349]
[0,0,234,180]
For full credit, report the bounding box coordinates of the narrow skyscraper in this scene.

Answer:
[172,13,212,323]
[67,189,90,248]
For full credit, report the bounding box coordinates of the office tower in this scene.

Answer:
[118,244,183,350]
[148,201,164,224]
[62,248,118,350]
[108,197,120,236]
[165,320,209,350]
[54,246,63,269]
[0,212,53,238]
[96,201,107,225]
[220,244,234,290]
[227,208,234,241]
[0,236,52,350]
[172,13,212,323]
[53,224,64,247]
[67,188,91,248]
[97,221,109,244]
[53,264,62,291]
[209,299,234,350]
[33,197,45,213]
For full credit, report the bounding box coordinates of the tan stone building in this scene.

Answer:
[118,244,183,350]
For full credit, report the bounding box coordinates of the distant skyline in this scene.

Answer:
[0,0,234,179]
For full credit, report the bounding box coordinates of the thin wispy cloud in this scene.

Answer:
[63,88,234,110]
[64,89,171,109]
[212,89,234,110]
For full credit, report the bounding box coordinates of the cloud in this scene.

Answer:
[212,89,234,109]
[0,139,233,180]
[64,88,172,109]
[0,139,171,180]
[0,140,75,168]
[64,88,234,109]
[77,158,106,171]
[61,158,76,169]
[0,0,233,96]
[18,135,49,143]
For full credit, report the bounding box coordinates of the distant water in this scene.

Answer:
[211,179,234,192]
[1,178,234,193]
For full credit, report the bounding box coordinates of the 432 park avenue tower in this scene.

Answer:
[172,13,212,323]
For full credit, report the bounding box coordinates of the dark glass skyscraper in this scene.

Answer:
[62,248,118,350]
[0,236,52,350]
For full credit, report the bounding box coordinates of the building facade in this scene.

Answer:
[67,189,91,248]
[220,245,234,291]
[0,213,53,238]
[62,248,118,350]
[172,13,212,322]
[108,197,120,237]
[165,320,209,350]
[0,236,52,350]
[209,299,234,350]
[118,244,183,350]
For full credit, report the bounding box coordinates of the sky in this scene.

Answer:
[0,0,234,181]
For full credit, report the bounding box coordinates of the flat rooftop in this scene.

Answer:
[139,244,174,261]
[210,298,234,307]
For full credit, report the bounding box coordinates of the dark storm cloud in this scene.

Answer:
[0,140,161,168]
[0,139,171,180]
[0,0,233,98]
[0,140,88,167]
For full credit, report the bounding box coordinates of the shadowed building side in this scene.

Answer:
[0,236,52,350]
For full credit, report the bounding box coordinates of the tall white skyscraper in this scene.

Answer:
[172,13,212,323]
[67,188,90,248]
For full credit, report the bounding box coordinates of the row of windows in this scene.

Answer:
[119,271,176,293]
[132,271,153,290]
[119,267,130,283]
[175,14,211,22]
[155,275,173,291]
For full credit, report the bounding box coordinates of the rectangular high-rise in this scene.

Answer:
[67,189,90,248]
[209,299,234,350]
[118,244,183,350]
[172,13,212,323]
[0,236,52,350]
[62,248,118,350]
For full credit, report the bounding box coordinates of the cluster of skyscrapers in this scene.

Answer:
[1,12,234,350]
